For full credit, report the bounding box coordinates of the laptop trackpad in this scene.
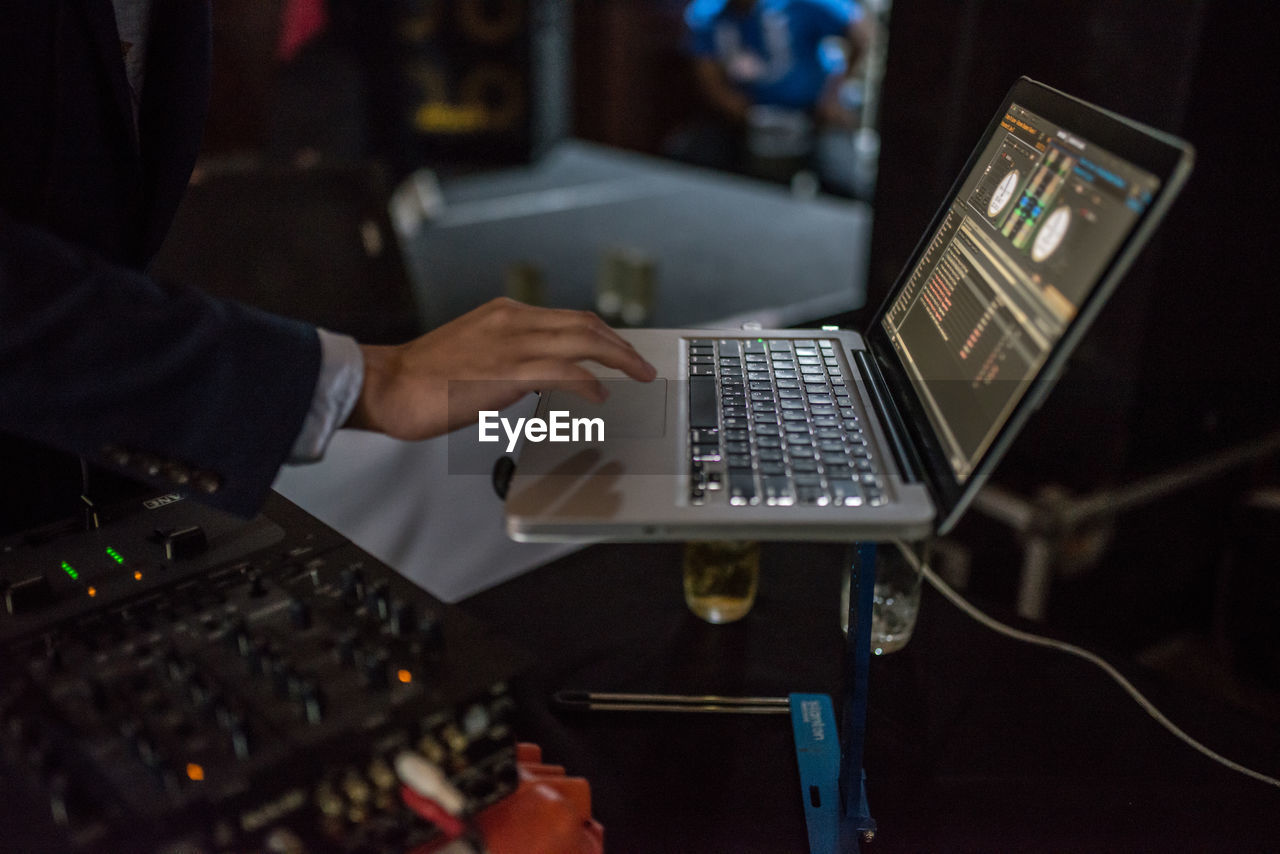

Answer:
[542,379,667,438]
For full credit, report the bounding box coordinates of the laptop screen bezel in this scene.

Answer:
[863,77,1195,534]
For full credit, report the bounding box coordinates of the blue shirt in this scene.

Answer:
[686,0,861,110]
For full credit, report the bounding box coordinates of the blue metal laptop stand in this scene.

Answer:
[790,541,878,853]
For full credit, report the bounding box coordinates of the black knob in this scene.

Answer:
[134,732,161,768]
[339,568,365,604]
[224,617,249,652]
[5,574,54,615]
[389,600,414,637]
[360,648,390,690]
[333,629,358,666]
[365,580,391,621]
[264,659,290,698]
[163,526,208,560]
[246,570,267,598]
[298,682,325,724]
[187,675,212,709]
[48,773,72,827]
[416,614,446,654]
[154,764,182,795]
[246,639,272,675]
[275,666,301,699]
[214,703,241,731]
[161,649,189,683]
[84,678,109,712]
[24,731,56,776]
[230,722,251,760]
[41,644,64,672]
[287,597,311,630]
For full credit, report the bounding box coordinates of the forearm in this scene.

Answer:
[344,343,403,436]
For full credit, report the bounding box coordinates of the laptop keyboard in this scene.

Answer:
[687,338,887,507]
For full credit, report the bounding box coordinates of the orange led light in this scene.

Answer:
[87,586,97,598]
[397,669,412,684]
[133,570,143,581]
[186,763,205,781]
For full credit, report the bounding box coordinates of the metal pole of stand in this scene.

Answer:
[791,541,878,854]
[840,541,878,849]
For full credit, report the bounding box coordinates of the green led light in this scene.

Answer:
[105,547,125,565]
[60,561,79,581]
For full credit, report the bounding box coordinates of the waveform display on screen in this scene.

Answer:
[968,132,1041,231]
[1001,144,1076,249]
[882,102,1159,481]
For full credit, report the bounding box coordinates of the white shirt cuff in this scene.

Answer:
[287,328,364,463]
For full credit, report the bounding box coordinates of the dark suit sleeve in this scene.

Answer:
[0,209,322,518]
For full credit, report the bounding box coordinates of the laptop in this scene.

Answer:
[503,78,1194,542]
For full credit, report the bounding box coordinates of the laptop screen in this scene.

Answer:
[878,100,1163,483]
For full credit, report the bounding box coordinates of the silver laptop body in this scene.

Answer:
[505,78,1194,542]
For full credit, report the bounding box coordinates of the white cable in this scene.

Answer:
[891,539,1280,791]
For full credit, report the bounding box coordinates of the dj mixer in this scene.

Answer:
[0,491,523,853]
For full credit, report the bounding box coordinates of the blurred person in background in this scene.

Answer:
[666,0,873,194]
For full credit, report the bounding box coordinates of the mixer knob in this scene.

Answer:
[415,613,446,655]
[334,629,358,666]
[246,569,267,598]
[284,669,309,700]
[269,661,295,698]
[187,675,213,708]
[230,722,252,760]
[84,677,109,711]
[40,643,64,673]
[360,648,390,690]
[388,600,414,637]
[225,617,250,654]
[163,525,208,560]
[366,580,391,621]
[24,731,57,777]
[48,772,73,828]
[162,649,190,683]
[247,639,273,675]
[339,568,365,604]
[297,681,325,724]
[133,732,162,768]
[287,597,312,629]
[215,703,241,731]
[5,574,54,615]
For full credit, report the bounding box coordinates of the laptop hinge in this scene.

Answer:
[852,350,922,485]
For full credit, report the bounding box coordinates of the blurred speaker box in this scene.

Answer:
[151,159,423,345]
[390,0,569,167]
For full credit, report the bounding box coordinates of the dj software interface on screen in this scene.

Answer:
[883,103,1162,481]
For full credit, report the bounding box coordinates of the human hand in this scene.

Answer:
[345,298,657,441]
